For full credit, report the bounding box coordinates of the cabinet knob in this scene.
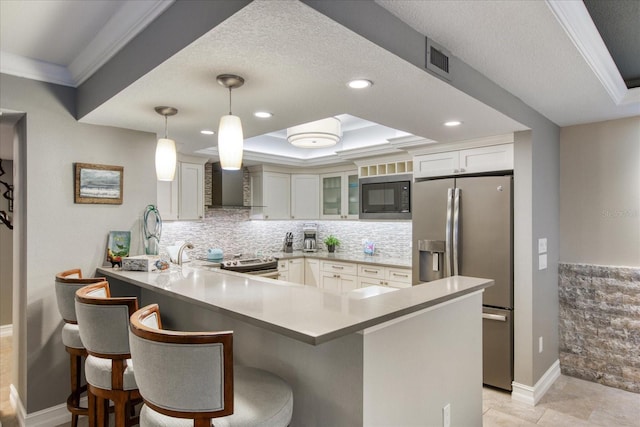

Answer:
[460,168,466,173]
[453,169,459,173]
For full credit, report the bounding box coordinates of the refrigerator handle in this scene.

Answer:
[453,187,460,276]
[482,313,507,322]
[445,188,453,277]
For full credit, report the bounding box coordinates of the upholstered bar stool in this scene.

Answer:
[75,281,141,427]
[129,304,293,427]
[54,269,107,427]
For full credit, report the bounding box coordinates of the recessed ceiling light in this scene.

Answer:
[254,111,273,118]
[347,79,373,89]
[200,129,215,135]
[444,121,462,127]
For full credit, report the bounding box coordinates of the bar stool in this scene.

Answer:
[75,281,141,427]
[54,269,107,427]
[129,304,294,427]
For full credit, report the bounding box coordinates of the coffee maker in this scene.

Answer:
[302,223,318,252]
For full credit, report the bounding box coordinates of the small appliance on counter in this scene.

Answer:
[283,232,293,253]
[207,248,224,261]
[302,223,318,252]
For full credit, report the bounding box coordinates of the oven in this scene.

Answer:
[219,257,279,279]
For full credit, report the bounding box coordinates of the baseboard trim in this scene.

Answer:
[10,383,79,427]
[511,359,561,406]
[0,324,12,338]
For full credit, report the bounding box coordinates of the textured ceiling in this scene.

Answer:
[376,0,640,126]
[80,0,526,163]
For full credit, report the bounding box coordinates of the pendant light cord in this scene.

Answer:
[228,87,233,115]
[164,115,169,139]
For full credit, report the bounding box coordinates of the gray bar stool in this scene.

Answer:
[129,304,293,427]
[54,269,107,427]
[75,281,141,427]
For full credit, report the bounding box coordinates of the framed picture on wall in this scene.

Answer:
[74,162,123,204]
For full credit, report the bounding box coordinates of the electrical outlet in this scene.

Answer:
[539,336,544,353]
[443,403,451,427]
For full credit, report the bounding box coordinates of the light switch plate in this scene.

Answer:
[539,254,547,270]
[538,238,547,254]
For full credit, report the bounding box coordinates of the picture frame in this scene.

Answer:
[106,230,131,268]
[74,162,123,204]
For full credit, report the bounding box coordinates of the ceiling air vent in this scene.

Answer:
[425,38,451,81]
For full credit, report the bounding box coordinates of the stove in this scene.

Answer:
[219,256,279,278]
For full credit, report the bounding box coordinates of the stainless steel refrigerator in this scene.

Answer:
[412,175,513,391]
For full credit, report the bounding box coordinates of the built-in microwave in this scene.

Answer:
[359,174,412,220]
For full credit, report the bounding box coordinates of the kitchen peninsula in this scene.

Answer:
[97,266,493,426]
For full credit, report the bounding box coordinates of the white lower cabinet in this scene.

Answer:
[320,271,358,293]
[358,264,412,289]
[304,258,320,287]
[278,258,304,284]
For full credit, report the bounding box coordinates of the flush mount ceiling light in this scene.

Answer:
[254,111,273,118]
[347,79,373,89]
[444,120,462,127]
[154,106,178,181]
[287,117,342,148]
[217,74,245,170]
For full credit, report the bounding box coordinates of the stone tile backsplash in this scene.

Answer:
[160,207,412,261]
[559,263,640,393]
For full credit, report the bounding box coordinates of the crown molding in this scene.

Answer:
[69,0,174,86]
[195,147,352,168]
[334,142,402,161]
[546,0,640,106]
[0,51,75,87]
[0,0,173,88]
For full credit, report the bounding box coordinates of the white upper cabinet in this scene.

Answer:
[320,171,359,220]
[290,174,319,219]
[414,143,513,179]
[157,161,204,220]
[251,171,290,219]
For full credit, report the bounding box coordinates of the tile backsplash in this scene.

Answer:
[159,207,412,260]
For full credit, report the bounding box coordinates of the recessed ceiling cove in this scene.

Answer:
[79,0,526,165]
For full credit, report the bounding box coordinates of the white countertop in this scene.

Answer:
[97,266,492,345]
[273,250,412,268]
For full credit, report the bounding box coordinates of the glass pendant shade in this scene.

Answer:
[218,114,243,170]
[155,137,177,181]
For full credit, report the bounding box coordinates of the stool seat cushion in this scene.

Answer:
[85,355,137,391]
[139,366,293,427]
[61,323,84,349]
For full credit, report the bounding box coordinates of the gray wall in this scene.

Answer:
[560,116,640,266]
[0,73,157,412]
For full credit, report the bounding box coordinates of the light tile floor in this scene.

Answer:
[2,333,639,426]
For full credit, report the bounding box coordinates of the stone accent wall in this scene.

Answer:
[559,263,640,393]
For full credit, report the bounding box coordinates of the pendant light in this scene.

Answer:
[216,74,245,170]
[154,106,178,181]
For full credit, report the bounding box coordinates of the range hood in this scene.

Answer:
[210,162,245,207]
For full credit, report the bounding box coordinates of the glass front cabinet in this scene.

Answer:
[320,171,359,219]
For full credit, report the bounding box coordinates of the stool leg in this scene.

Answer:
[70,353,81,427]
[88,389,96,427]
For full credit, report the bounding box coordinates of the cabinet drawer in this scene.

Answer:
[358,264,385,279]
[386,268,411,284]
[320,260,357,275]
[386,280,412,289]
[278,260,289,271]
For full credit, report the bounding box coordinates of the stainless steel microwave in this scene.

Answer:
[359,174,412,220]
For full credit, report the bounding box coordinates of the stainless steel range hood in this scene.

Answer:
[210,162,245,207]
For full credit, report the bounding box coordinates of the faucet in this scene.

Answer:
[177,242,194,266]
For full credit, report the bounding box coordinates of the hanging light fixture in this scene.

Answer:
[216,74,245,170]
[154,106,178,181]
[287,117,342,148]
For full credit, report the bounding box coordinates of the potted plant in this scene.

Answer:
[324,235,340,253]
